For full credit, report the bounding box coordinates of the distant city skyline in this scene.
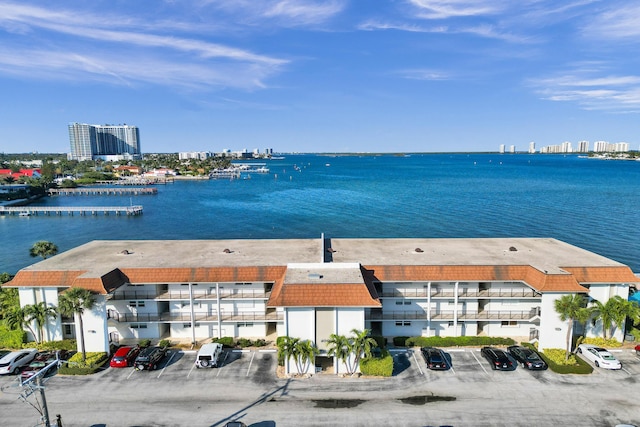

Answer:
[0,1,639,154]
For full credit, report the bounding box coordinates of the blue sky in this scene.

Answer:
[0,0,639,154]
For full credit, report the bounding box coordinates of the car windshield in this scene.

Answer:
[113,356,125,361]
[525,352,541,361]
[600,354,616,360]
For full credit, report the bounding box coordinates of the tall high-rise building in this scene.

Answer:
[499,144,505,154]
[528,142,536,153]
[577,140,589,153]
[68,123,141,161]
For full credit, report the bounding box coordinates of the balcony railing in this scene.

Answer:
[379,289,541,299]
[109,289,270,301]
[107,309,282,323]
[368,307,541,321]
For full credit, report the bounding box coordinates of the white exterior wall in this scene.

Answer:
[82,295,110,352]
[335,308,365,375]
[284,308,315,375]
[18,287,63,343]
[538,293,570,352]
[586,284,630,341]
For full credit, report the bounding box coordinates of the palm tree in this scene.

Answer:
[58,288,96,363]
[29,241,59,260]
[554,294,590,361]
[4,306,37,341]
[590,296,640,340]
[24,302,58,343]
[349,329,378,372]
[326,333,355,374]
[294,340,319,375]
[277,336,300,374]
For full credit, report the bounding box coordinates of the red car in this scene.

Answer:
[110,346,141,368]
[635,344,640,357]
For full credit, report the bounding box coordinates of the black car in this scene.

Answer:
[507,345,547,370]
[134,347,167,371]
[420,347,448,370]
[480,347,516,371]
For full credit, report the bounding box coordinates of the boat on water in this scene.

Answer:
[19,211,31,217]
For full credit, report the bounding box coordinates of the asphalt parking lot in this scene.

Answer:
[1,347,639,427]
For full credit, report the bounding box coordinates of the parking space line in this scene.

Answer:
[471,349,489,375]
[126,368,136,380]
[187,360,196,378]
[217,351,230,377]
[246,351,255,376]
[411,350,424,376]
[157,351,176,379]
[621,367,632,375]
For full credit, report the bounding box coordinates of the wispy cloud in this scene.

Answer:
[202,0,346,26]
[582,2,640,39]
[530,65,640,112]
[0,2,287,89]
[407,0,508,19]
[396,68,453,81]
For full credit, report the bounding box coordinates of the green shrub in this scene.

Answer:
[138,339,151,348]
[582,337,622,348]
[28,340,77,351]
[371,335,386,349]
[59,352,108,375]
[393,336,409,346]
[236,338,252,348]
[158,339,171,349]
[406,336,516,347]
[360,351,393,377]
[538,348,593,374]
[629,327,640,341]
[213,336,235,347]
[253,339,267,347]
[0,325,25,349]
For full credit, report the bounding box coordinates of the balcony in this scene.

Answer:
[379,288,541,299]
[107,309,282,323]
[109,289,270,301]
[367,307,541,321]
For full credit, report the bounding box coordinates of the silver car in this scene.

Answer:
[0,349,38,375]
[576,344,622,370]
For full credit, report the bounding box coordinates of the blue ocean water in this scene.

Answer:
[2,153,639,274]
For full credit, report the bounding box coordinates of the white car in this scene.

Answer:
[0,349,38,375]
[576,344,622,370]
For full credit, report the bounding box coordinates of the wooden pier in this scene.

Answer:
[0,205,143,216]
[48,187,157,196]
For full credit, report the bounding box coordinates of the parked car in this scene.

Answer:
[0,350,10,359]
[480,347,516,371]
[576,344,621,369]
[507,345,547,370]
[635,344,640,357]
[20,351,62,382]
[224,422,247,427]
[0,349,38,375]
[420,347,448,370]
[134,346,167,371]
[196,343,223,368]
[110,346,141,368]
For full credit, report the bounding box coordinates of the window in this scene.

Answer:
[395,301,404,305]
[395,321,411,326]
[128,301,145,307]
[448,321,454,327]
[130,324,147,329]
[235,282,252,286]
[237,322,254,327]
[404,301,411,305]
[501,321,517,327]
[63,325,73,335]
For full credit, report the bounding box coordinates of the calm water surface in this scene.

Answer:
[2,153,639,274]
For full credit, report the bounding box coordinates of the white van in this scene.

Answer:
[195,343,223,368]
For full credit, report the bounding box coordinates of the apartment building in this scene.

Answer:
[7,237,637,373]
[68,123,141,161]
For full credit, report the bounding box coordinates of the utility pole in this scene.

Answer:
[35,376,51,427]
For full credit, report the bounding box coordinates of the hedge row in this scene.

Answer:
[360,350,393,377]
[403,336,516,347]
[212,336,268,348]
[59,352,109,375]
[24,339,77,351]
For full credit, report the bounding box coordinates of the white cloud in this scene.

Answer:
[584,3,640,39]
[407,0,507,19]
[0,2,287,90]
[530,67,640,112]
[202,0,345,26]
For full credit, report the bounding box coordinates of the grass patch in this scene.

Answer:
[360,349,393,377]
